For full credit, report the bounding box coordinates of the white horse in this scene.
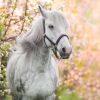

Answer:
[7,6,72,100]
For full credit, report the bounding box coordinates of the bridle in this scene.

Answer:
[43,18,69,58]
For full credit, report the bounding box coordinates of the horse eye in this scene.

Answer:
[48,25,54,29]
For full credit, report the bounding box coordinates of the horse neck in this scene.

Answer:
[20,17,52,68]
[25,42,51,72]
[34,42,51,64]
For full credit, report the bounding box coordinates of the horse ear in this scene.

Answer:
[38,5,47,18]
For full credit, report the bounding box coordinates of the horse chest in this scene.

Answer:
[23,71,56,97]
[10,50,58,97]
[35,72,55,89]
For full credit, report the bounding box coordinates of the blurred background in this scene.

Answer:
[0,0,100,100]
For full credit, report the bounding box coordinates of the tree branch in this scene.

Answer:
[0,35,17,45]
[19,0,28,35]
[0,0,29,45]
[2,36,17,41]
[4,0,18,36]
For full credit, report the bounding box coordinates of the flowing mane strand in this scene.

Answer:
[17,17,44,50]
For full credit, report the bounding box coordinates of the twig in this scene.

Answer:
[4,0,18,36]
[0,35,17,45]
[19,0,28,35]
[4,17,25,26]
[13,19,24,25]
[2,36,17,41]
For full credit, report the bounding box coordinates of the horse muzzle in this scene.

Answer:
[59,47,72,59]
[53,47,72,59]
[60,52,71,59]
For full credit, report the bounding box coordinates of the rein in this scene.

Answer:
[43,19,69,58]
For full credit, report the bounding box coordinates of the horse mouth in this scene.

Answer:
[55,51,71,59]
[60,52,71,59]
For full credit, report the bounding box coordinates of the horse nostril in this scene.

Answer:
[62,47,72,54]
[62,47,66,53]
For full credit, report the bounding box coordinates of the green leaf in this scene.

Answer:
[56,85,83,100]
